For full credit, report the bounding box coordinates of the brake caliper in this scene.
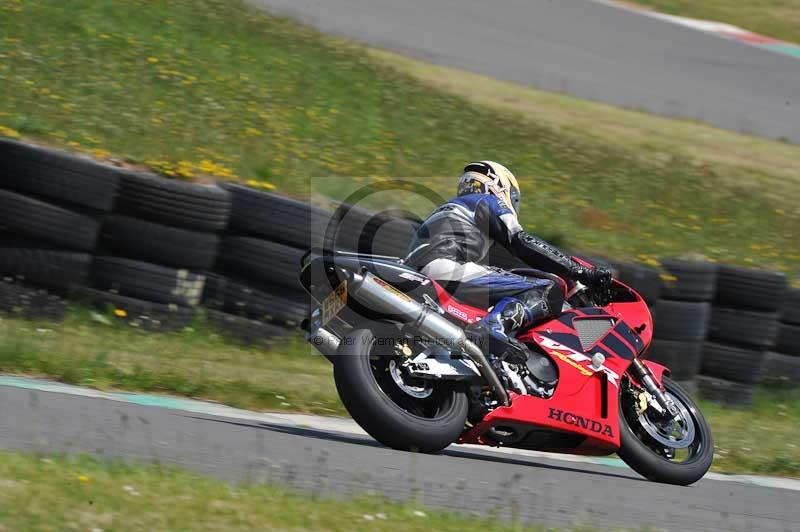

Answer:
[636,391,649,416]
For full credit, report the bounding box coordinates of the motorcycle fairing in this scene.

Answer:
[531,309,645,360]
[462,290,654,455]
[461,330,626,454]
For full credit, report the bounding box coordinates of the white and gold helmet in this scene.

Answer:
[457,161,521,216]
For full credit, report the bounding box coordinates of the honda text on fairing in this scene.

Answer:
[299,249,714,486]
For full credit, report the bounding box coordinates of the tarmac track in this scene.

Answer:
[249,0,800,142]
[1,381,798,531]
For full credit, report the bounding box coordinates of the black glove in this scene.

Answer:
[573,266,612,289]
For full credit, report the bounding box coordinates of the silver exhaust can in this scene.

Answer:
[348,271,509,405]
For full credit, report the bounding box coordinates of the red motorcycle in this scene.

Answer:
[300,250,713,485]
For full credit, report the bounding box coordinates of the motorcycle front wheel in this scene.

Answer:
[618,376,714,485]
[333,329,468,453]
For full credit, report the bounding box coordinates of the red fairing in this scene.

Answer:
[431,280,487,324]
[461,277,654,456]
[605,278,654,350]
[571,255,596,269]
[461,331,625,454]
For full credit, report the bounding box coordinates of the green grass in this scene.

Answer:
[630,0,800,44]
[699,386,800,475]
[1,308,799,477]
[0,0,799,275]
[0,308,341,415]
[0,450,569,531]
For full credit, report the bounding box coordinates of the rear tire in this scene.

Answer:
[333,329,468,453]
[618,377,713,485]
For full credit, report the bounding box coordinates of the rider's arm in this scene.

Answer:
[474,195,581,279]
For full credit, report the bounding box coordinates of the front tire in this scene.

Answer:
[618,377,713,485]
[333,329,468,453]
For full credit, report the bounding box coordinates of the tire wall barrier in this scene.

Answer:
[0,138,797,399]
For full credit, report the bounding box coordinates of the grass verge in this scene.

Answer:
[0,450,555,531]
[629,0,800,44]
[0,0,798,273]
[1,309,798,477]
[0,308,340,415]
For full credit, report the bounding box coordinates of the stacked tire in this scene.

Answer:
[86,172,231,331]
[205,183,318,342]
[700,266,786,406]
[210,184,420,343]
[645,260,717,393]
[760,288,800,387]
[0,139,119,319]
[323,203,420,258]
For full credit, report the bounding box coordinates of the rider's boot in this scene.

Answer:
[466,296,550,363]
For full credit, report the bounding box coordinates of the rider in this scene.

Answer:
[405,161,611,357]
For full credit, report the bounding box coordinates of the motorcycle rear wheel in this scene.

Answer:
[618,376,714,485]
[333,329,468,453]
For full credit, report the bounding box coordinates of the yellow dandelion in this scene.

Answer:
[175,160,196,178]
[147,57,159,64]
[88,148,111,159]
[0,125,20,138]
[114,309,128,318]
[196,159,235,178]
[78,475,90,482]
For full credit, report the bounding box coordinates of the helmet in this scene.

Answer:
[458,161,521,216]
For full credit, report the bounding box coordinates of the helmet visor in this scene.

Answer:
[509,185,521,215]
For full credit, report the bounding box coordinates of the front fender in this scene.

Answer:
[640,359,670,387]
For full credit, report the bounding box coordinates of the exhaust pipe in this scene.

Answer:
[306,325,340,362]
[349,271,509,406]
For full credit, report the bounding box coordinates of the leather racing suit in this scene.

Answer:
[405,192,603,355]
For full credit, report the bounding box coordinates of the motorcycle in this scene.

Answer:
[299,249,713,485]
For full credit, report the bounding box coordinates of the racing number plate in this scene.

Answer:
[321,279,347,326]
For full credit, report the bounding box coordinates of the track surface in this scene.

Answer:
[251,0,800,142]
[2,384,798,531]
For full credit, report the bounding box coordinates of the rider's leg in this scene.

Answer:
[464,277,565,355]
[420,262,566,353]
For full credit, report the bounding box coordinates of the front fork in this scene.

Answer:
[628,359,679,417]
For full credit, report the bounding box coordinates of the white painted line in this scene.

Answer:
[645,12,745,35]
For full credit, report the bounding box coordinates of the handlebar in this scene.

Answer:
[566,279,613,308]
